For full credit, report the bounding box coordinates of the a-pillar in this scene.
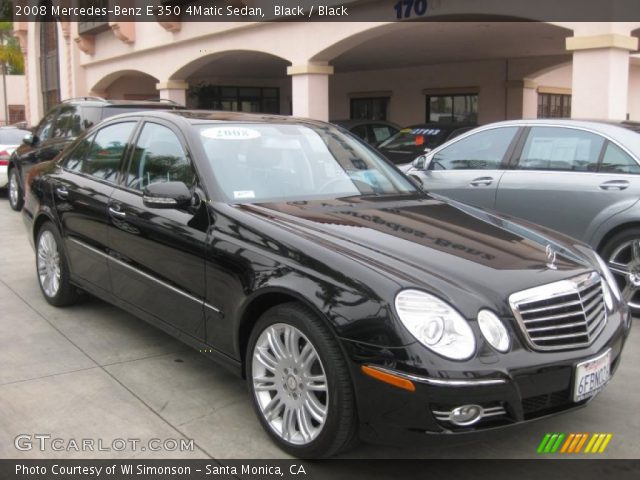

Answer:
[287,64,333,121]
[567,34,638,120]
[156,81,189,106]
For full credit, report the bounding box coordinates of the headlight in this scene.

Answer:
[594,253,622,303]
[477,310,510,353]
[395,290,475,360]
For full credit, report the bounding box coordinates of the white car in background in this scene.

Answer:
[0,126,30,188]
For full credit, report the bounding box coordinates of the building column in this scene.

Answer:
[287,64,333,121]
[566,34,638,120]
[504,79,538,120]
[156,81,188,106]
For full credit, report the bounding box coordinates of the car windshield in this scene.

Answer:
[379,127,449,152]
[197,123,417,203]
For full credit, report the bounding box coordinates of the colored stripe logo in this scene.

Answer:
[537,433,613,454]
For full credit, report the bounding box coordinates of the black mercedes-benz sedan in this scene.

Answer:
[22,110,631,458]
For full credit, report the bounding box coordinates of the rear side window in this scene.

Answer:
[65,122,136,182]
[600,143,640,174]
[431,127,518,170]
[125,122,195,191]
[517,127,604,172]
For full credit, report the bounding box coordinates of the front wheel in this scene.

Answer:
[600,228,640,313]
[246,303,358,458]
[36,223,79,307]
[8,169,23,211]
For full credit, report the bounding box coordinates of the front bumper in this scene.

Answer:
[341,307,631,445]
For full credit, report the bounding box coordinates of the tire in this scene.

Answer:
[35,222,79,307]
[246,302,358,458]
[600,227,640,313]
[8,168,23,211]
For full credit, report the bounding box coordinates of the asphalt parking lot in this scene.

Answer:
[0,193,638,460]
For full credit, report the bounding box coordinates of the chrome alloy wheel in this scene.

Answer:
[251,323,329,446]
[8,171,18,207]
[608,239,640,309]
[37,230,61,298]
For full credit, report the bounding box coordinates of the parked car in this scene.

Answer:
[23,111,630,458]
[0,126,31,189]
[378,123,477,164]
[403,119,640,312]
[7,97,183,211]
[331,119,400,146]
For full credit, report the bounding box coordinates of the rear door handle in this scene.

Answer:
[55,186,69,199]
[599,180,629,191]
[108,205,126,219]
[469,177,493,187]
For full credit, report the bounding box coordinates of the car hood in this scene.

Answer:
[237,194,596,316]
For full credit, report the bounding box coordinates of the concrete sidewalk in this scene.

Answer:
[0,194,638,459]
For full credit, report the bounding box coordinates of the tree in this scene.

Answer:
[0,22,24,74]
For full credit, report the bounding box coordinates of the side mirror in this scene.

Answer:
[22,132,35,146]
[412,155,430,170]
[143,181,192,209]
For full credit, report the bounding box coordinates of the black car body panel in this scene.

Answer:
[22,111,631,445]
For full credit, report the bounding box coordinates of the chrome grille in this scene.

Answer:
[509,272,607,351]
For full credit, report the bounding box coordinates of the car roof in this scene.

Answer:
[59,97,183,108]
[104,109,336,127]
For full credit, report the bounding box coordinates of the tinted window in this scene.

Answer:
[379,127,450,153]
[126,123,194,191]
[350,124,369,141]
[36,109,58,141]
[517,127,604,172]
[71,122,136,181]
[600,143,640,174]
[431,127,518,170]
[371,125,396,144]
[52,106,82,138]
[65,134,95,172]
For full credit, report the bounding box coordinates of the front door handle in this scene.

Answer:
[108,205,126,219]
[469,177,493,187]
[599,180,629,191]
[55,186,69,199]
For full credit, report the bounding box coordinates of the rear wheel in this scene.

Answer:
[36,223,78,307]
[8,169,23,211]
[600,228,640,313]
[246,303,358,458]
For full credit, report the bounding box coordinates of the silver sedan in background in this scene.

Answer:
[403,119,640,311]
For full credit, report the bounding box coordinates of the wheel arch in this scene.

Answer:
[237,287,339,378]
[32,210,58,244]
[596,222,640,254]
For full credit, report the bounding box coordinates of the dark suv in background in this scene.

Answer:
[7,97,183,211]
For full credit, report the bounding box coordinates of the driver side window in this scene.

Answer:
[431,127,518,170]
[126,123,196,191]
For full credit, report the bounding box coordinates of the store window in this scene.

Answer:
[426,94,478,123]
[192,85,279,114]
[537,93,572,118]
[350,97,389,121]
[8,105,26,124]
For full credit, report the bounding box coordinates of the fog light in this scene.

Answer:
[450,404,483,426]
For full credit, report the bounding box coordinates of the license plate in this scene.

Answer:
[573,349,611,402]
